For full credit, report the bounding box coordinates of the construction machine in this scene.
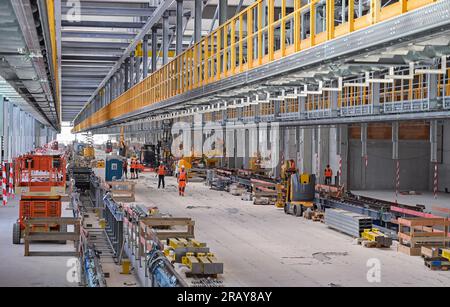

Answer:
[275,160,315,216]
[283,173,316,217]
[13,154,66,244]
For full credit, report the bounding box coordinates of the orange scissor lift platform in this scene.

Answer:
[13,154,66,244]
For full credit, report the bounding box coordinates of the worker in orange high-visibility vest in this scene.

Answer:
[178,165,187,196]
[130,158,136,179]
[157,161,166,189]
[324,164,333,185]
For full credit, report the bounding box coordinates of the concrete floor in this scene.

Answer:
[0,199,78,287]
[2,160,450,286]
[131,172,450,287]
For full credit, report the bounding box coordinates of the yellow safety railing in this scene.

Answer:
[73,0,437,132]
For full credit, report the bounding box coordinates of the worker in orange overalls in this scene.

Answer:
[130,158,136,179]
[324,164,333,185]
[157,161,166,189]
[178,165,187,196]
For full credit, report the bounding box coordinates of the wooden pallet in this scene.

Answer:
[24,217,81,256]
[106,181,136,202]
[397,217,450,256]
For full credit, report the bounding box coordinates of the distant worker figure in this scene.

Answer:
[324,164,333,185]
[130,158,136,179]
[178,165,187,196]
[157,161,166,189]
[135,159,140,179]
[123,158,128,179]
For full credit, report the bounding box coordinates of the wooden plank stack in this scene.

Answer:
[397,218,450,256]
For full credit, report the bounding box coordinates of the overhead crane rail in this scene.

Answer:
[73,0,445,132]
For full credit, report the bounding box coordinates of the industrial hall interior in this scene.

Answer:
[1,0,450,288]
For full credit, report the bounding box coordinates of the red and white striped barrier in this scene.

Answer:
[9,161,14,199]
[338,156,342,185]
[2,162,7,206]
[395,160,400,204]
[433,163,438,199]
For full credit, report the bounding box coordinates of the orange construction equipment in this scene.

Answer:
[14,154,66,196]
[13,154,66,244]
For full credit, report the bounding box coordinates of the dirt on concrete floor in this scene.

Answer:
[130,172,450,287]
[0,200,79,287]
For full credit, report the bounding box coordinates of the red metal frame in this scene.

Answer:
[14,154,66,193]
[14,154,66,232]
[18,196,62,230]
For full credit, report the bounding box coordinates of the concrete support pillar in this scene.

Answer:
[221,110,228,167]
[151,27,158,72]
[330,91,338,116]
[392,122,399,160]
[193,113,203,157]
[430,120,438,163]
[318,126,330,184]
[143,35,149,79]
[337,124,349,187]
[361,123,368,189]
[299,96,306,118]
[428,73,438,108]
[299,127,313,174]
[176,0,184,56]
[162,13,169,65]
[194,0,202,43]
[371,82,380,113]
[274,100,280,118]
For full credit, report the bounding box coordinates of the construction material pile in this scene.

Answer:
[324,208,372,238]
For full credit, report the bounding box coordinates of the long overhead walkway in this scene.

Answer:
[73,0,450,133]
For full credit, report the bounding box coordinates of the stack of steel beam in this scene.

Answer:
[325,208,372,238]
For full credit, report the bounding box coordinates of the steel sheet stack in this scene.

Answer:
[325,208,372,238]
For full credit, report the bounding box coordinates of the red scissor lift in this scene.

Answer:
[12,154,66,244]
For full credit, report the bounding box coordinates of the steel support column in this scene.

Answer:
[392,122,399,160]
[176,0,184,55]
[135,55,142,83]
[219,0,228,25]
[194,0,202,43]
[151,27,157,72]
[124,58,130,91]
[162,13,169,65]
[361,123,368,189]
[430,120,438,163]
[130,52,135,87]
[143,35,149,78]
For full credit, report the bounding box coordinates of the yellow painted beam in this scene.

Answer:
[46,0,60,123]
